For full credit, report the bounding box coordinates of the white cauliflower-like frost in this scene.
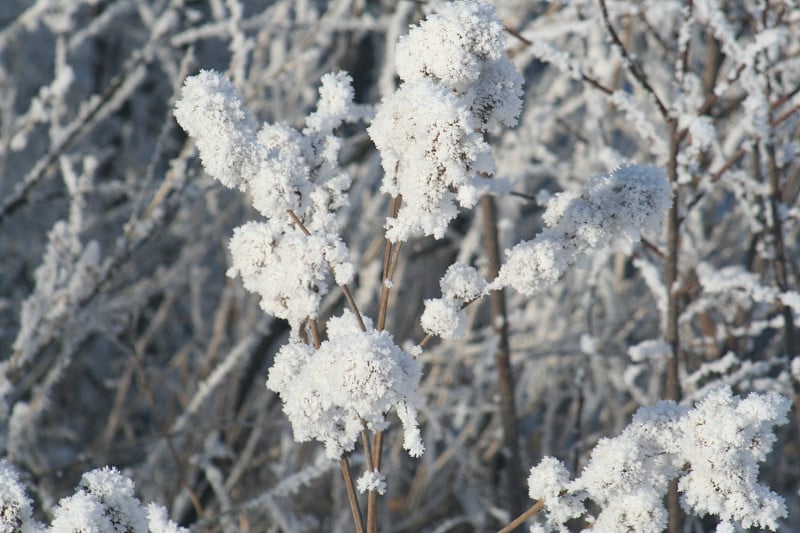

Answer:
[369,0,522,243]
[267,311,424,459]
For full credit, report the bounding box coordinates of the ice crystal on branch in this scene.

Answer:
[267,311,424,459]
[357,470,387,495]
[496,164,672,295]
[369,0,522,242]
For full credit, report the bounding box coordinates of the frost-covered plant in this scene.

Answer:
[527,387,789,532]
[0,463,186,533]
[266,311,423,460]
[174,69,356,329]
[3,0,798,531]
[368,0,523,242]
[495,165,671,295]
[0,461,41,533]
[420,164,672,339]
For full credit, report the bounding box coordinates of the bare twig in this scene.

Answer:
[598,0,669,119]
[497,499,546,533]
[341,458,366,533]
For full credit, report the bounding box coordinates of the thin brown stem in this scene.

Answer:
[665,121,683,533]
[762,65,800,431]
[496,499,546,533]
[378,196,403,331]
[341,458,366,533]
[368,195,404,533]
[309,319,321,349]
[481,194,525,519]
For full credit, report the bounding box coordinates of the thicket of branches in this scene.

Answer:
[1,1,798,532]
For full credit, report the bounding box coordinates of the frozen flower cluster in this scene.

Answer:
[527,387,789,532]
[174,70,355,330]
[421,263,487,339]
[267,311,424,459]
[0,463,186,533]
[368,0,523,242]
[496,164,672,295]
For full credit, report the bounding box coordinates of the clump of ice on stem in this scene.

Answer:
[369,0,523,242]
[421,263,487,340]
[175,70,356,332]
[267,311,424,459]
[526,387,789,532]
[496,164,672,295]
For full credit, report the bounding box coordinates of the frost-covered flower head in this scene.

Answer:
[496,164,672,295]
[227,221,353,330]
[395,0,522,128]
[46,466,188,533]
[267,311,424,459]
[175,70,356,233]
[175,71,356,331]
[526,387,789,532]
[369,0,522,242]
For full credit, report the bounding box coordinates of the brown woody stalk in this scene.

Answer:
[496,499,546,533]
[481,194,526,519]
[367,195,403,533]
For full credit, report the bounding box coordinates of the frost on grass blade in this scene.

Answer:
[496,164,672,295]
[267,311,424,459]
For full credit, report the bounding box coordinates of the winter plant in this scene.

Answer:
[1,0,798,531]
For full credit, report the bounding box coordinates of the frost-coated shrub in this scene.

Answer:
[1,0,798,531]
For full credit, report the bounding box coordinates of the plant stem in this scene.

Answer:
[481,194,525,519]
[341,458,366,533]
[665,120,683,533]
[496,499,545,533]
[366,196,403,533]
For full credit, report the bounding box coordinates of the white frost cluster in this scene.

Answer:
[267,311,424,459]
[369,0,523,242]
[0,461,40,532]
[356,470,387,495]
[526,387,789,532]
[174,70,356,331]
[496,164,672,295]
[421,263,487,340]
[0,463,186,533]
[678,388,788,530]
[227,221,352,329]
